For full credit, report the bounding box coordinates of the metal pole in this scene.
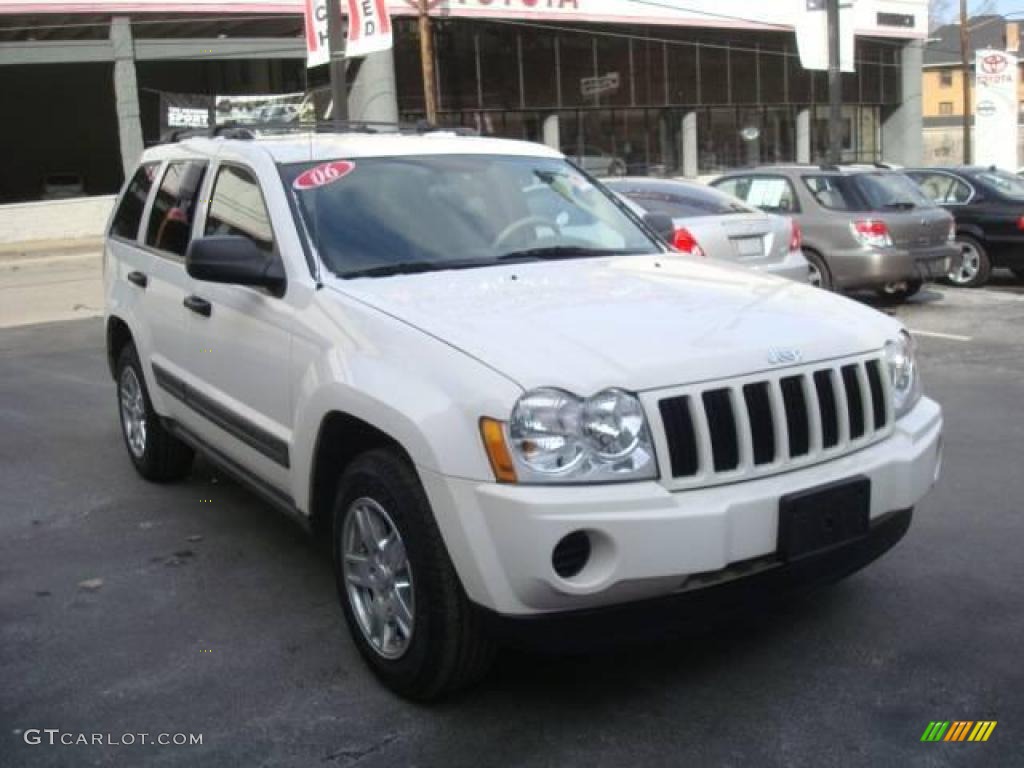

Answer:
[326,0,348,124]
[418,0,438,124]
[826,0,842,165]
[960,0,972,163]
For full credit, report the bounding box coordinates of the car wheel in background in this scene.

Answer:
[115,344,194,482]
[332,449,495,700]
[876,279,922,303]
[949,236,991,288]
[802,248,833,290]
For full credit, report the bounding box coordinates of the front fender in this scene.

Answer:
[288,296,524,513]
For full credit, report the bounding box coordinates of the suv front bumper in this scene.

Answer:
[420,397,941,617]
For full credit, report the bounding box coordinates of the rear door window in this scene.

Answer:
[145,160,208,257]
[908,172,973,205]
[713,176,798,214]
[110,163,159,241]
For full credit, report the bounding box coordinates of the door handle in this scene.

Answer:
[126,271,148,289]
[183,295,212,317]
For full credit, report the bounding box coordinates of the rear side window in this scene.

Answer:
[610,181,753,218]
[713,176,799,214]
[110,163,158,241]
[803,176,856,211]
[204,165,275,254]
[145,161,208,257]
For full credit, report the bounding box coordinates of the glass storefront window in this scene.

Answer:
[397,22,900,177]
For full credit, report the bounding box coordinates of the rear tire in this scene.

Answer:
[949,235,991,287]
[332,449,495,700]
[115,343,193,482]
[802,248,833,290]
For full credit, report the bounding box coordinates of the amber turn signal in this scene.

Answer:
[479,417,517,484]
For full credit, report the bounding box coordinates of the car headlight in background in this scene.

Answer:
[481,387,657,484]
[885,330,922,419]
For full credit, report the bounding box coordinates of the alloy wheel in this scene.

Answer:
[342,497,415,660]
[119,366,147,458]
[950,243,981,285]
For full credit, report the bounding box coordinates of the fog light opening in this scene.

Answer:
[552,530,591,579]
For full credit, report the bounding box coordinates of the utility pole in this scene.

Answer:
[826,0,843,165]
[326,0,348,124]
[959,0,972,163]
[418,0,438,124]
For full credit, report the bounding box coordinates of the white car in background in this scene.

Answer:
[604,177,810,283]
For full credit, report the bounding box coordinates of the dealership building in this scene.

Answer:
[0,0,929,203]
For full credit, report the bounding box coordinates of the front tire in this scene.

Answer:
[949,235,991,287]
[116,344,193,482]
[332,449,495,700]
[876,279,922,303]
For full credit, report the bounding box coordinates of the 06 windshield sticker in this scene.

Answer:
[293,160,355,191]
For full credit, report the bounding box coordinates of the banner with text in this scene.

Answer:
[974,48,1019,170]
[345,0,393,58]
[304,0,330,68]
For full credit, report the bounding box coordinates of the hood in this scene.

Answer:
[328,256,901,394]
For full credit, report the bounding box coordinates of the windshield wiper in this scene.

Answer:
[881,201,917,210]
[496,245,627,262]
[339,258,494,279]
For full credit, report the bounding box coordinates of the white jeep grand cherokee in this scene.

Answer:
[104,129,942,699]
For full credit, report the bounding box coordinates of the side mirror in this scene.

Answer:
[643,211,676,243]
[186,235,285,296]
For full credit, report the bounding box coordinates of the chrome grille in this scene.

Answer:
[653,355,892,488]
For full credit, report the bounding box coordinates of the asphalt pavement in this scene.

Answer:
[2,278,1024,767]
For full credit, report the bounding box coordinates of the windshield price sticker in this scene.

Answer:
[293,160,355,190]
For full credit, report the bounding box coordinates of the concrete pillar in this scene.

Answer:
[797,108,811,164]
[347,49,399,124]
[542,114,559,150]
[110,17,144,176]
[881,41,923,166]
[681,111,697,178]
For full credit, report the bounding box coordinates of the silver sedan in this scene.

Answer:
[604,177,810,283]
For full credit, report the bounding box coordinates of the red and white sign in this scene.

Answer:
[974,48,1019,170]
[293,160,356,190]
[345,0,393,58]
[304,0,330,68]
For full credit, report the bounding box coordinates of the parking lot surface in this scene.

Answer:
[2,277,1024,767]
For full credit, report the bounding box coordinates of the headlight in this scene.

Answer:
[884,330,922,419]
[497,387,657,483]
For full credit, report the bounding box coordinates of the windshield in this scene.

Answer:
[282,154,660,278]
[974,169,1024,200]
[852,173,934,210]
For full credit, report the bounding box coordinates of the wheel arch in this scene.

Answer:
[306,411,415,542]
[955,224,986,243]
[106,315,135,379]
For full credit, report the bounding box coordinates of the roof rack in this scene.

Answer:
[157,119,478,145]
